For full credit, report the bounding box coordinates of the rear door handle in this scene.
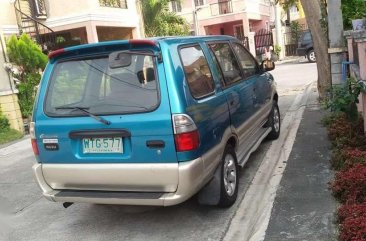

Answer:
[146,140,165,149]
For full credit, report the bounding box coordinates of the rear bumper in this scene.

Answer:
[33,158,205,206]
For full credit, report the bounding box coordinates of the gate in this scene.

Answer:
[283,31,300,56]
[283,27,308,56]
[254,29,273,56]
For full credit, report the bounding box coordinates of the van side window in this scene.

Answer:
[208,47,225,86]
[180,45,215,98]
[232,43,257,79]
[208,43,242,86]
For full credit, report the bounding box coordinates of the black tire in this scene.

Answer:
[266,101,281,140]
[218,145,239,208]
[307,49,316,63]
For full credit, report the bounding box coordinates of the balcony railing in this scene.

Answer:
[210,1,233,16]
[99,0,127,9]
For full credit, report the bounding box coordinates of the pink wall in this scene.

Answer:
[204,20,242,36]
[250,20,268,33]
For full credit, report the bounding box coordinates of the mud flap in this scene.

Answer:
[198,164,222,205]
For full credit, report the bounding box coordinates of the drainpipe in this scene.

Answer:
[274,2,284,59]
[0,31,16,93]
[193,7,202,36]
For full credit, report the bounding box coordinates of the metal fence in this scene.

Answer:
[254,29,273,56]
[283,29,308,56]
[99,0,127,9]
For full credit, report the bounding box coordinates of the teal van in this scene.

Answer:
[31,36,279,207]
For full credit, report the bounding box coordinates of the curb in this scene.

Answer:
[223,82,315,241]
[275,57,303,65]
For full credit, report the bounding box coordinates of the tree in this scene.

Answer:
[277,0,331,100]
[140,0,189,37]
[300,0,331,99]
[6,34,48,118]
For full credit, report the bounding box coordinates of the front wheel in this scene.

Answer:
[307,50,316,63]
[218,145,238,207]
[266,101,281,140]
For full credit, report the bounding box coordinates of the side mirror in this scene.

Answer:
[261,60,275,72]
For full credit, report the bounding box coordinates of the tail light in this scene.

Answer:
[173,114,200,152]
[30,122,39,155]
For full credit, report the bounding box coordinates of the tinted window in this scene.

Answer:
[180,45,215,98]
[303,32,312,41]
[208,47,225,86]
[209,43,242,86]
[232,43,257,79]
[45,54,159,116]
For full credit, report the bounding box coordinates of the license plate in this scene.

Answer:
[82,137,123,153]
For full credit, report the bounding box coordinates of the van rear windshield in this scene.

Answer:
[44,54,159,116]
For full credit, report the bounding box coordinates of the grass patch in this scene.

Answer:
[0,129,23,145]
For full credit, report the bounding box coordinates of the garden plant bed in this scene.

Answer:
[324,113,366,241]
[0,128,23,145]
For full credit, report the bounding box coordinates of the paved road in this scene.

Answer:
[0,62,317,241]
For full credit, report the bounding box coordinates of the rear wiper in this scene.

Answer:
[55,106,111,125]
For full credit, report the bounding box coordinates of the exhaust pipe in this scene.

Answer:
[63,202,73,208]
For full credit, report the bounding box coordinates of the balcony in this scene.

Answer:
[99,0,127,9]
[210,1,233,16]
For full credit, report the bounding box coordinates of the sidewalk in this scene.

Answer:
[264,88,338,240]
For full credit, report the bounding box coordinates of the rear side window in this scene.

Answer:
[209,43,242,86]
[303,32,312,41]
[44,54,159,116]
[180,45,215,98]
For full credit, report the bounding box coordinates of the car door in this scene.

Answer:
[231,42,271,112]
[207,42,255,146]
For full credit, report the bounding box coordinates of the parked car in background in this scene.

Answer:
[297,30,316,63]
[31,36,280,208]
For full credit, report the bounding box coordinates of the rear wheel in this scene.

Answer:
[307,49,316,63]
[266,101,281,140]
[218,145,238,207]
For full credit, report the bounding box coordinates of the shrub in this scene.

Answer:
[331,164,366,204]
[338,204,366,241]
[6,34,47,118]
[324,77,364,121]
[327,113,366,149]
[0,107,10,132]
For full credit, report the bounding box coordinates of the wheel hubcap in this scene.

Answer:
[309,52,316,61]
[273,108,280,132]
[223,154,237,197]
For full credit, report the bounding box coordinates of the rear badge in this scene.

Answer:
[43,139,59,151]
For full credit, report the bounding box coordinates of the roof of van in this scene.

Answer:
[66,35,236,51]
[48,35,237,60]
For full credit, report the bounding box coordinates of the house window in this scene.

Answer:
[234,25,244,39]
[194,0,204,7]
[171,1,182,12]
[218,0,232,14]
[99,0,128,9]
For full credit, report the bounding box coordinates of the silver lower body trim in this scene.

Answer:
[33,157,205,206]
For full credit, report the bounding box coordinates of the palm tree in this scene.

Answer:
[140,0,189,37]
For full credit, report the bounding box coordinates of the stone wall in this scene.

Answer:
[345,30,366,134]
